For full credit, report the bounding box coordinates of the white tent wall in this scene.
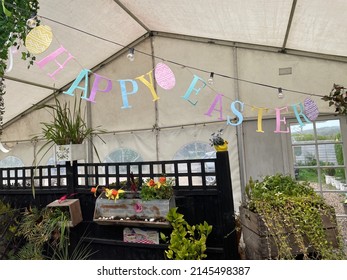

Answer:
[1,33,346,211]
[242,118,290,182]
[236,48,347,117]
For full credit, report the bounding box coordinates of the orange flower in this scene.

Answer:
[111,189,118,196]
[159,177,166,184]
[90,186,99,197]
[148,179,156,187]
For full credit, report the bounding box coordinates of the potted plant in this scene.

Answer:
[240,173,345,259]
[33,94,106,165]
[324,165,336,185]
[209,129,228,152]
[321,83,347,115]
[92,175,176,227]
[160,207,212,260]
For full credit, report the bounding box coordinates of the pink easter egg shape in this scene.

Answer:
[154,62,176,90]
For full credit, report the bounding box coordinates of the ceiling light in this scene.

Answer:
[208,72,214,85]
[127,48,135,62]
[278,87,284,99]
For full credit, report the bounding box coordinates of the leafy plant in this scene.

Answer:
[49,230,96,260]
[209,128,225,146]
[140,176,174,201]
[32,94,106,164]
[16,206,70,260]
[15,205,96,260]
[0,200,20,259]
[243,173,345,259]
[321,84,347,115]
[160,207,212,260]
[0,0,40,135]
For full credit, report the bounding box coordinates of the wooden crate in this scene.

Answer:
[47,198,83,227]
[239,206,339,259]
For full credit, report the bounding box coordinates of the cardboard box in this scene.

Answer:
[123,227,159,244]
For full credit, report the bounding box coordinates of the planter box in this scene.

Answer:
[239,206,339,260]
[93,192,175,228]
[46,198,83,227]
[53,143,86,164]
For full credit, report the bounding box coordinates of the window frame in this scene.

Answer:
[287,116,347,214]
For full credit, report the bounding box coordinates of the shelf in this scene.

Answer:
[93,218,171,228]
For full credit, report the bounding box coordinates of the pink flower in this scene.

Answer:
[134,202,143,213]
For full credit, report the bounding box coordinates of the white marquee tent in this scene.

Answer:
[2,0,347,208]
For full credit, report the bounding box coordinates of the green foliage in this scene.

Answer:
[49,233,96,260]
[0,200,19,258]
[0,0,40,134]
[15,205,96,260]
[0,0,39,75]
[321,84,347,115]
[245,173,346,259]
[31,94,106,194]
[160,207,212,260]
[140,177,174,200]
[35,94,105,145]
[16,207,70,259]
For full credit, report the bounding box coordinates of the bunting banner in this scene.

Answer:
[26,25,320,134]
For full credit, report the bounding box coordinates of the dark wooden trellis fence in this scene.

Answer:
[0,152,239,260]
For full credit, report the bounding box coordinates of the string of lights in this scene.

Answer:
[37,14,326,100]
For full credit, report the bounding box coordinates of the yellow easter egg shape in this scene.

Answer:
[25,25,53,54]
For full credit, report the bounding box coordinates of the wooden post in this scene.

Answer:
[66,160,78,194]
[215,151,239,259]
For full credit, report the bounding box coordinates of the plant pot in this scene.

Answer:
[214,141,228,152]
[53,143,86,164]
[325,175,334,185]
[46,198,83,227]
[93,192,175,228]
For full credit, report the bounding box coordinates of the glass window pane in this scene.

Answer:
[318,143,343,166]
[316,119,341,142]
[295,167,318,182]
[292,145,317,166]
[290,123,314,144]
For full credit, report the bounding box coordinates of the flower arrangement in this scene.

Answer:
[90,186,125,202]
[140,176,174,201]
[209,129,228,151]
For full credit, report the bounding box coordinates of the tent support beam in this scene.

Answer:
[152,31,347,64]
[3,76,57,91]
[280,0,297,53]
[114,0,150,32]
[2,34,150,129]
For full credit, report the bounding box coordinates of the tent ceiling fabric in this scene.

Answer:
[4,0,347,126]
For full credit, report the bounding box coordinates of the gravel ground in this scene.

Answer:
[311,183,347,255]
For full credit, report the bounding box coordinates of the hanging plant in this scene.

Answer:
[0,0,40,135]
[321,84,347,115]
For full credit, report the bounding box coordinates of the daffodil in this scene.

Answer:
[104,188,125,202]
